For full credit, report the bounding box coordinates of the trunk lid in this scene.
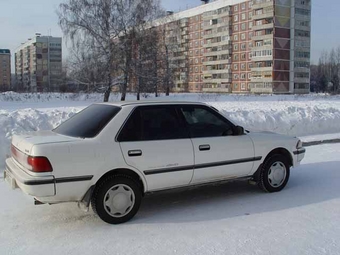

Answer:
[12,130,81,155]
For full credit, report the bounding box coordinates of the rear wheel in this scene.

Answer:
[258,154,290,192]
[91,175,142,224]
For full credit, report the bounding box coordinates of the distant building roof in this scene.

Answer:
[0,49,10,54]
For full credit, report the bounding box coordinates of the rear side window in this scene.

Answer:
[118,106,188,142]
[54,104,120,138]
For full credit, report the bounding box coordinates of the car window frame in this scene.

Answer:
[178,104,237,138]
[116,105,190,142]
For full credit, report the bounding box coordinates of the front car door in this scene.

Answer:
[118,105,194,191]
[179,105,257,184]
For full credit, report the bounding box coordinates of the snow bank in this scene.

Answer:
[1,92,340,169]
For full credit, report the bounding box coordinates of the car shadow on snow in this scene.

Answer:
[129,161,340,224]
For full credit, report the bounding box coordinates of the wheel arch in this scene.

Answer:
[264,147,293,167]
[95,168,147,194]
[252,147,293,182]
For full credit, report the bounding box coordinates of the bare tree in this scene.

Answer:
[58,0,164,101]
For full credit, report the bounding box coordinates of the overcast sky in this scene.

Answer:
[0,0,338,72]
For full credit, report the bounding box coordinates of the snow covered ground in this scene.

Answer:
[1,92,340,254]
[0,142,340,254]
[1,92,340,169]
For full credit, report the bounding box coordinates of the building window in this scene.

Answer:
[234,15,238,22]
[241,33,246,40]
[241,3,246,10]
[234,64,238,70]
[234,35,238,41]
[234,83,238,89]
[241,73,246,80]
[241,13,246,20]
[234,25,238,31]
[249,21,253,29]
[234,5,238,11]
[241,83,246,90]
[234,44,238,50]
[241,23,246,30]
[241,43,246,50]
[241,63,245,70]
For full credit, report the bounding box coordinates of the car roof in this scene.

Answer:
[98,100,208,107]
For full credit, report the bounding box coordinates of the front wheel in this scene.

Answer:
[258,154,290,192]
[91,175,142,224]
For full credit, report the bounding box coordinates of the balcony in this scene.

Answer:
[251,66,272,72]
[204,59,231,66]
[203,69,231,75]
[203,31,231,39]
[202,11,231,21]
[251,33,273,41]
[252,23,274,31]
[294,77,310,83]
[294,88,310,94]
[203,78,232,83]
[204,50,231,57]
[250,87,273,93]
[202,87,230,93]
[203,22,231,30]
[203,41,231,48]
[250,77,273,83]
[253,11,274,20]
[251,45,273,51]
[252,0,273,9]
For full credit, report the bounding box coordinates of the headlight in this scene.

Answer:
[296,140,303,149]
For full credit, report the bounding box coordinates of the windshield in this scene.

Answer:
[53,104,121,138]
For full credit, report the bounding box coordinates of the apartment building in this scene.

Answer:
[0,49,11,91]
[15,34,62,92]
[164,0,311,94]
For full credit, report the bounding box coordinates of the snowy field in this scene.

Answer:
[1,92,340,254]
[1,92,340,169]
[0,143,340,254]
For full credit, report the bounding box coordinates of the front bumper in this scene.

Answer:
[4,158,55,197]
[294,148,306,164]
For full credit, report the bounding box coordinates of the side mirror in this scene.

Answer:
[235,126,244,136]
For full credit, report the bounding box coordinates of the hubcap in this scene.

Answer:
[268,161,287,188]
[103,184,135,218]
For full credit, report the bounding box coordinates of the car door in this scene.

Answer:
[118,105,194,191]
[179,105,257,184]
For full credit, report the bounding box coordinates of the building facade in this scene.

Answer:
[165,0,311,94]
[15,34,62,92]
[0,49,11,91]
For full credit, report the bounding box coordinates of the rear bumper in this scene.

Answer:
[4,158,55,197]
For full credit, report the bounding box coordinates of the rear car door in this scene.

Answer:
[118,105,194,191]
[179,105,257,184]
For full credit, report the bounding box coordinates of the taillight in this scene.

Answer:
[27,156,53,173]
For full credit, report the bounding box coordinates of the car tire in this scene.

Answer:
[258,154,290,193]
[91,175,142,224]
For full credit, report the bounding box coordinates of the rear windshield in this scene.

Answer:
[53,104,121,138]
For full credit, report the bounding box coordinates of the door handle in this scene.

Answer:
[199,144,210,151]
[128,150,142,157]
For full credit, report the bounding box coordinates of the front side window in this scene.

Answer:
[118,106,188,142]
[180,106,234,138]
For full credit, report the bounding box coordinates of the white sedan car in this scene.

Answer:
[4,101,305,224]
